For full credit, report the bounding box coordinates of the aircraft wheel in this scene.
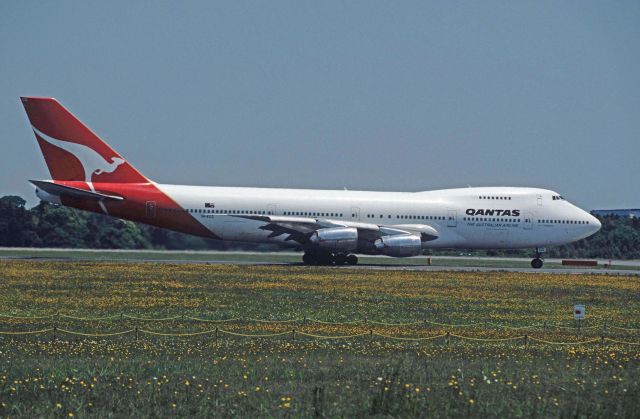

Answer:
[302,253,315,265]
[334,254,347,265]
[319,253,335,265]
[345,254,358,265]
[531,258,543,269]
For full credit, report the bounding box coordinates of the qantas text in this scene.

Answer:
[466,209,521,217]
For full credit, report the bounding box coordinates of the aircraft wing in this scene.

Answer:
[230,215,438,244]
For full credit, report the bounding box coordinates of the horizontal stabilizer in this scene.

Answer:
[29,180,123,201]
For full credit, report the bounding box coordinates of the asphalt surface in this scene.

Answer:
[1,248,638,275]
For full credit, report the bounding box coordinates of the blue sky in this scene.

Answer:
[1,1,638,209]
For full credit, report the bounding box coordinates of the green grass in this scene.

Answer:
[0,261,638,417]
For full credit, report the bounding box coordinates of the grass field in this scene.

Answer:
[0,261,638,417]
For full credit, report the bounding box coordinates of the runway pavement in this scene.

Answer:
[1,248,638,275]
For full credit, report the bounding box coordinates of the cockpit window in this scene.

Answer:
[552,195,565,201]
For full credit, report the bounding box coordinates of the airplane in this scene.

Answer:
[21,97,602,268]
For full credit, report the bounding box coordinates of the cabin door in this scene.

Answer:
[523,212,533,230]
[447,210,457,227]
[145,201,156,218]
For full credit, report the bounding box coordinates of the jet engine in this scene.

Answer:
[374,234,422,257]
[309,227,358,251]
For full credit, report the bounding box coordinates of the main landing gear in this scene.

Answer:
[531,248,544,269]
[302,251,358,266]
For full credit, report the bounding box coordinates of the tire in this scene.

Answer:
[319,254,335,266]
[302,253,315,265]
[531,258,543,269]
[334,254,347,265]
[346,254,358,265]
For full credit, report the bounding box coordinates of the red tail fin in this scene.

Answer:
[21,97,148,184]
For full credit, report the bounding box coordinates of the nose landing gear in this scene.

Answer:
[531,248,545,269]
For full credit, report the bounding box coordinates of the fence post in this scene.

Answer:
[215,327,218,344]
[120,313,123,321]
[600,335,605,347]
[543,321,547,331]
[135,326,138,341]
[369,329,373,340]
[53,326,57,341]
[303,315,307,325]
[364,317,368,325]
[446,331,450,347]
[292,329,296,342]
[524,334,528,348]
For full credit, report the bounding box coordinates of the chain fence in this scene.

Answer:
[0,328,638,345]
[2,312,637,331]
[1,312,638,345]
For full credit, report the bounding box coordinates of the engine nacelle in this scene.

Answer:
[309,227,358,251]
[374,234,422,257]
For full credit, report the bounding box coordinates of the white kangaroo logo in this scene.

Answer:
[32,126,125,183]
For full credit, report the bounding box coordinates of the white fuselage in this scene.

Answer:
[155,184,601,250]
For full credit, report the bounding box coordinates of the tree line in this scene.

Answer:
[1,195,638,259]
[0,195,264,251]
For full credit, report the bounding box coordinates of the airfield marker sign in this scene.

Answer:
[574,304,585,329]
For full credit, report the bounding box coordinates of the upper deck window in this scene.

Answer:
[479,195,512,200]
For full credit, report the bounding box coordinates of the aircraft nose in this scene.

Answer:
[589,213,601,233]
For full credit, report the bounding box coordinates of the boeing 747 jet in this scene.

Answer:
[22,97,601,268]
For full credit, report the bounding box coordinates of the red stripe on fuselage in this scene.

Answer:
[54,181,220,240]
